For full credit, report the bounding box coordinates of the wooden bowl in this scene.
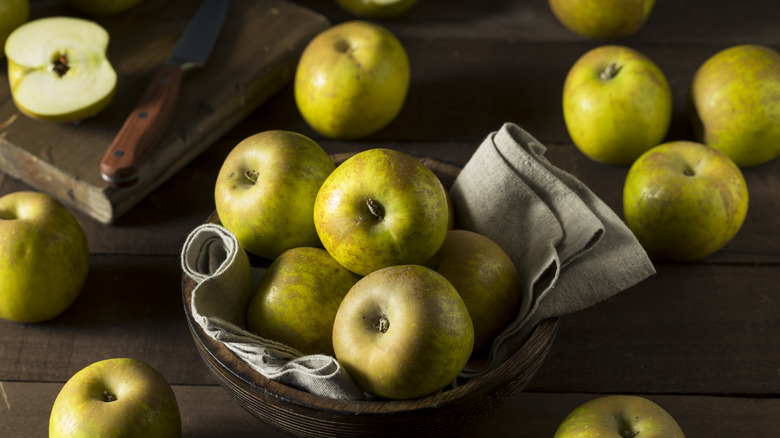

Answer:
[181,156,559,437]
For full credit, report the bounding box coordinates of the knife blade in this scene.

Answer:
[100,0,229,187]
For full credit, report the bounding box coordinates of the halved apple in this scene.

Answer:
[4,16,117,122]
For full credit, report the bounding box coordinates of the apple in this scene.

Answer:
[332,264,474,399]
[424,229,521,354]
[49,358,182,438]
[313,148,449,276]
[623,141,749,262]
[214,130,335,259]
[0,191,90,323]
[294,20,410,140]
[336,0,418,19]
[5,16,117,123]
[553,395,685,438]
[0,0,28,60]
[689,44,780,167]
[246,247,361,356]
[65,0,144,16]
[549,0,656,39]
[563,45,672,165]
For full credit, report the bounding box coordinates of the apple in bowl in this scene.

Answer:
[5,16,117,122]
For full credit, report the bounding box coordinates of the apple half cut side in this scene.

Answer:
[5,16,117,123]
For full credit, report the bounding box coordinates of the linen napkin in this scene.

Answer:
[451,123,656,377]
[181,224,366,401]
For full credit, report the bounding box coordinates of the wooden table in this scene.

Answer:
[2,1,778,436]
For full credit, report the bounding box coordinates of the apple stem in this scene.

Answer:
[374,317,390,333]
[600,62,622,81]
[366,198,385,222]
[103,391,116,403]
[244,169,259,184]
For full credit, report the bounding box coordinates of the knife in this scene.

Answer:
[100,0,229,187]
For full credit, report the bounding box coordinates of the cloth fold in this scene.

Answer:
[180,122,655,398]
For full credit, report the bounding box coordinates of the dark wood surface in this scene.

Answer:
[1,1,778,436]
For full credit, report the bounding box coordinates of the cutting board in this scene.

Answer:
[0,0,329,224]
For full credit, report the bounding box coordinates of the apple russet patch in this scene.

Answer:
[332,265,474,400]
[214,130,336,259]
[0,191,90,323]
[294,20,410,140]
[623,141,749,262]
[49,358,182,438]
[246,247,361,356]
[5,16,117,122]
[313,148,449,276]
[690,44,780,167]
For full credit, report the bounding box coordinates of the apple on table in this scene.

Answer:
[549,0,656,39]
[0,191,90,323]
[562,45,672,166]
[49,358,182,438]
[336,0,418,19]
[553,395,685,437]
[4,16,117,122]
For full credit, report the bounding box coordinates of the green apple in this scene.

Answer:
[0,191,89,323]
[332,264,474,399]
[214,130,335,259]
[553,395,685,438]
[5,16,117,123]
[246,247,361,356]
[424,229,521,355]
[336,0,418,19]
[49,358,182,438]
[294,20,410,140]
[623,141,748,262]
[314,148,449,276]
[549,0,656,39]
[563,45,672,165]
[0,0,28,60]
[689,44,780,167]
[65,0,143,16]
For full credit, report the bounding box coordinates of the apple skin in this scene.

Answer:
[0,0,28,60]
[336,0,418,19]
[49,358,182,438]
[314,148,449,276]
[0,191,90,323]
[689,44,780,167]
[553,395,685,438]
[65,0,143,16]
[246,247,361,356]
[294,20,410,140]
[332,265,474,399]
[424,229,522,354]
[214,130,335,259]
[549,0,656,39]
[563,45,672,165]
[623,141,748,262]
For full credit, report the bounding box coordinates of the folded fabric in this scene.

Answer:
[181,224,366,401]
[450,123,656,377]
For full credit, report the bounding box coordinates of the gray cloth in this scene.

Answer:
[181,224,366,400]
[180,122,655,398]
[452,123,655,377]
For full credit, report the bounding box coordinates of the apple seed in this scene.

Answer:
[599,62,622,81]
[50,53,71,77]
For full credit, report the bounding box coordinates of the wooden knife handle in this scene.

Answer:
[100,64,184,187]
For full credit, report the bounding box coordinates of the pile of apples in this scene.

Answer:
[213,130,523,400]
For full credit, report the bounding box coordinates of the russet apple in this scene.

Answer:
[214,130,335,259]
[313,148,449,276]
[553,395,685,438]
[4,16,117,122]
[246,247,361,356]
[563,45,672,165]
[65,0,143,16]
[623,141,748,262]
[0,191,90,323]
[294,20,410,140]
[0,0,28,60]
[424,229,522,354]
[336,0,418,19]
[549,0,656,39]
[332,265,474,399]
[689,44,780,167]
[49,358,182,438]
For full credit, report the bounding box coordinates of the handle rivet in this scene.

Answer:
[114,150,125,158]
[137,112,148,119]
